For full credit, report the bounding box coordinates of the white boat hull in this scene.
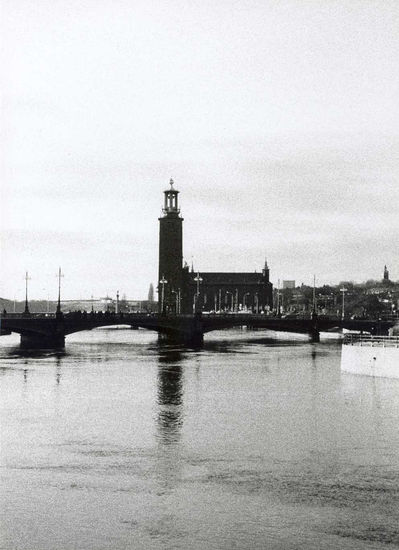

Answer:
[341,341,399,379]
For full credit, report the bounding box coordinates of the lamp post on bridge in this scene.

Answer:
[24,272,31,315]
[159,276,167,315]
[171,289,179,314]
[194,272,203,313]
[276,279,280,316]
[56,267,64,317]
[312,274,317,314]
[340,287,348,320]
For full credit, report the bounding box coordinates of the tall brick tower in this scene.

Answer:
[158,179,183,313]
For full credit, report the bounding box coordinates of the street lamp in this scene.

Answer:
[171,290,179,314]
[56,267,64,316]
[194,272,203,296]
[255,292,259,314]
[276,279,280,316]
[194,272,203,312]
[235,288,238,312]
[312,274,317,313]
[340,287,348,320]
[24,271,31,314]
[116,290,119,314]
[159,276,167,314]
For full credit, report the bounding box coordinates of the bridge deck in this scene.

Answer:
[1,311,395,337]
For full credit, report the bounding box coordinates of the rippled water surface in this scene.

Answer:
[1,329,399,550]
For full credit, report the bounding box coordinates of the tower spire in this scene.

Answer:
[162,178,180,216]
[158,180,184,314]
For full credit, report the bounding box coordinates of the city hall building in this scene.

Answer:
[158,180,273,314]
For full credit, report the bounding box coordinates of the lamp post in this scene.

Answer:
[218,288,222,312]
[159,276,167,314]
[56,267,64,316]
[116,290,119,314]
[171,290,178,314]
[255,292,259,314]
[24,272,31,314]
[194,272,203,313]
[276,279,280,316]
[340,287,348,320]
[312,274,317,313]
[235,288,238,312]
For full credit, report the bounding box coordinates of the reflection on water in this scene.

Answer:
[156,344,183,446]
[1,329,399,550]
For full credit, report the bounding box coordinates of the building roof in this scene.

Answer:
[189,272,268,285]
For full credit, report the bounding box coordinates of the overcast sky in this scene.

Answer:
[1,0,398,301]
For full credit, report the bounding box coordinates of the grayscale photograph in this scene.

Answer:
[1,1,399,549]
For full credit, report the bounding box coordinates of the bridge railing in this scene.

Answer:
[343,334,399,348]
[0,312,57,319]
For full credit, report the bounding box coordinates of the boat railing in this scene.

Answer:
[343,334,399,348]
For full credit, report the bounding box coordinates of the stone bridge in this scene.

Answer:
[0,311,396,349]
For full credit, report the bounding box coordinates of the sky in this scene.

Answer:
[1,0,398,301]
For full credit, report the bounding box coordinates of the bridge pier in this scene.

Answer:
[157,314,204,347]
[20,332,65,349]
[158,329,204,347]
[309,312,320,342]
[185,314,204,346]
[184,330,203,347]
[309,329,320,343]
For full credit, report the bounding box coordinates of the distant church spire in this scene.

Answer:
[383,265,389,282]
[262,257,270,280]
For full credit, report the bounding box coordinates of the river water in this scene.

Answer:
[1,328,398,550]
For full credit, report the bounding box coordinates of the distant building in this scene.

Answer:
[148,283,154,302]
[158,180,273,313]
[383,265,390,282]
[283,280,295,289]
